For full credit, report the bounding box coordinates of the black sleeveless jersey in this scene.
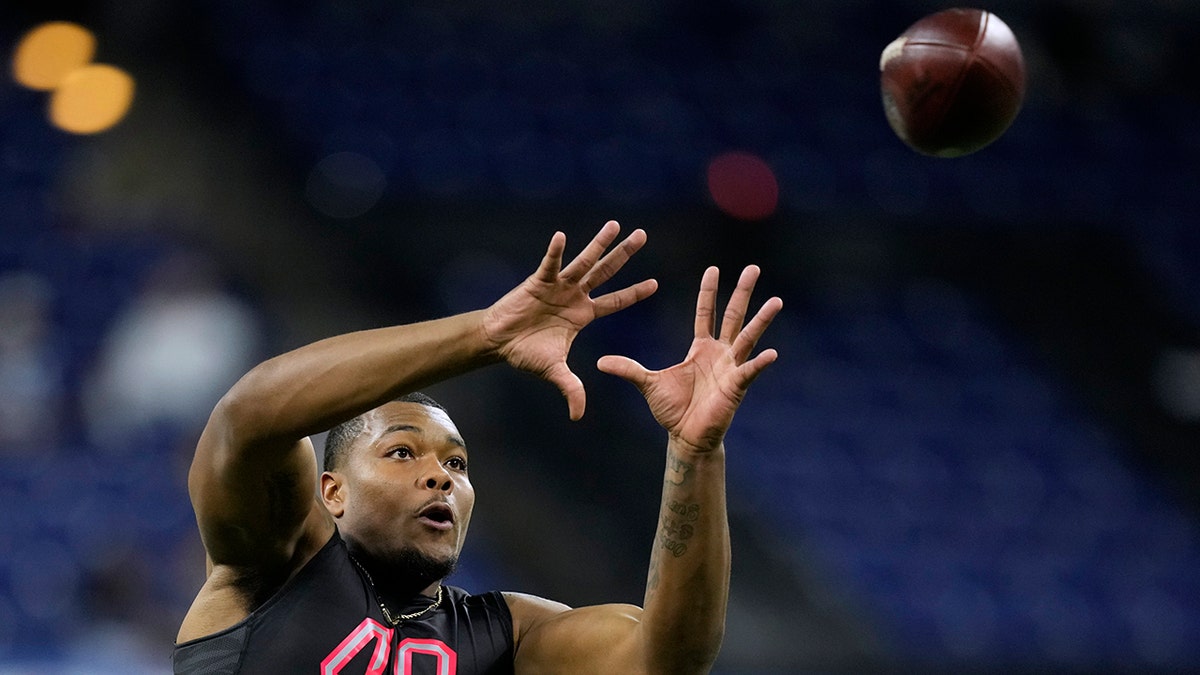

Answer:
[173,533,514,674]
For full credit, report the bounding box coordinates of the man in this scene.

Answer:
[174,221,782,674]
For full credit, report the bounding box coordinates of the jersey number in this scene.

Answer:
[321,618,458,675]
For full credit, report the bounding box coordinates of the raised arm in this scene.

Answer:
[187,222,657,571]
[509,265,781,674]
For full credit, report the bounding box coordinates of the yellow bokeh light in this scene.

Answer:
[49,64,135,134]
[12,21,96,91]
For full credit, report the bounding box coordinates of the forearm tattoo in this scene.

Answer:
[657,499,700,558]
[648,451,704,592]
[665,450,694,486]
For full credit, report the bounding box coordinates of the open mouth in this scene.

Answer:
[417,502,454,531]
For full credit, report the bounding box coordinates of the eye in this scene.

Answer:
[445,457,468,472]
[387,446,413,459]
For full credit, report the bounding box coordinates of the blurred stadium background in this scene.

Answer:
[2,0,1198,672]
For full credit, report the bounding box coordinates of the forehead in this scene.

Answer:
[360,401,464,446]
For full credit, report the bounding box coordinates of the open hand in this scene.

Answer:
[481,221,658,420]
[597,265,781,452]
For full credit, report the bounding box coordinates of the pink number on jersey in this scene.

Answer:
[395,638,458,675]
[321,618,393,675]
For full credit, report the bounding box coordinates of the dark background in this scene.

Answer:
[1,1,1198,672]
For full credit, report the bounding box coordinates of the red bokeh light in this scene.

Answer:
[706,151,779,221]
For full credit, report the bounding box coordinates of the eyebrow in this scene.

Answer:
[382,423,465,449]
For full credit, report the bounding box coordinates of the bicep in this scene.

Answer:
[506,593,647,675]
[188,403,331,567]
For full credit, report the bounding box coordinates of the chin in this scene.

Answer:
[387,545,459,584]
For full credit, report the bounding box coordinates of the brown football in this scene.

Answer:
[880,8,1026,157]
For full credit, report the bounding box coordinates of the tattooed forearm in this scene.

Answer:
[640,438,730,675]
[645,446,724,604]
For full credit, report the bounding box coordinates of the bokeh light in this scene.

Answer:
[11,22,96,91]
[706,151,779,221]
[48,63,135,134]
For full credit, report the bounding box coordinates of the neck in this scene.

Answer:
[346,541,445,600]
[385,576,442,601]
[348,550,445,627]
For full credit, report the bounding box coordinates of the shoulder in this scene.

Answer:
[502,592,645,674]
[502,592,572,643]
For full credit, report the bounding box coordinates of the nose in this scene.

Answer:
[419,458,452,492]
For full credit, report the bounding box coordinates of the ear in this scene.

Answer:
[321,471,346,518]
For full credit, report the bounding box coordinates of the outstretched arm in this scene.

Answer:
[509,265,781,674]
[187,222,657,570]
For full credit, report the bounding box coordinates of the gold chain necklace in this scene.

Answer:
[349,554,444,626]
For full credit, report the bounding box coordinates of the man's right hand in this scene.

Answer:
[480,221,657,420]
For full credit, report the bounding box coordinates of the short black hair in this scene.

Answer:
[322,392,448,471]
